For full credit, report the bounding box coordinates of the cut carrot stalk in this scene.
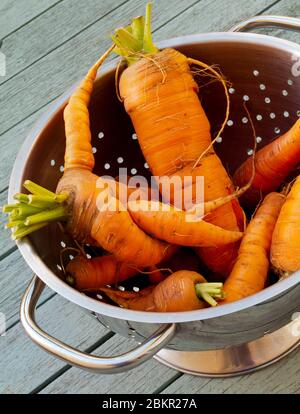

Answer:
[100,270,224,312]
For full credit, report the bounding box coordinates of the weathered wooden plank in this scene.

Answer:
[161,349,300,394]
[156,0,276,40]
[0,0,59,40]
[40,335,177,394]
[0,294,110,394]
[0,249,53,328]
[0,0,209,136]
[0,0,127,86]
[0,189,15,255]
[0,99,55,192]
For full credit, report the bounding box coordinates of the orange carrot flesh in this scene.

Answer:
[233,119,300,209]
[101,270,221,312]
[57,170,170,267]
[64,46,114,172]
[271,176,300,274]
[66,255,137,290]
[128,200,243,247]
[223,192,285,303]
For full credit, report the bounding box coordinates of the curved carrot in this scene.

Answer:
[64,46,114,172]
[271,176,300,274]
[101,270,224,312]
[234,119,300,209]
[66,245,178,290]
[128,200,243,247]
[66,255,137,290]
[223,192,285,303]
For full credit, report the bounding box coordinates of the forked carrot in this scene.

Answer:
[222,192,285,303]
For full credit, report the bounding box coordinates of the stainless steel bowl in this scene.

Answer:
[9,16,300,373]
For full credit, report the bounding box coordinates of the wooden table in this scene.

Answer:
[0,0,300,394]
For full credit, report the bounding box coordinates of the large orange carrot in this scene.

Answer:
[101,270,224,312]
[234,119,300,209]
[222,192,285,303]
[113,3,245,276]
[271,176,300,274]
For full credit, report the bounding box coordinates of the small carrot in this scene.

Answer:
[233,118,300,209]
[66,245,177,290]
[271,176,300,274]
[66,255,137,290]
[101,270,225,312]
[222,192,285,303]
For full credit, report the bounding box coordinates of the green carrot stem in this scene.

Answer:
[111,2,158,65]
[5,220,24,229]
[23,180,56,198]
[195,283,224,307]
[16,204,42,217]
[14,193,29,203]
[2,204,17,213]
[27,195,63,208]
[12,222,48,240]
[143,2,158,54]
[25,205,67,226]
[131,15,145,45]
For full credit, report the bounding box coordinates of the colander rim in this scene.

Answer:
[9,31,300,324]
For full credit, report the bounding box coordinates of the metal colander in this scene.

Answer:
[10,16,300,375]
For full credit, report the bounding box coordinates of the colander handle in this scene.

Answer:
[229,15,300,33]
[20,276,176,374]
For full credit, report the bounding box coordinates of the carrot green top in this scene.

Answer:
[111,2,158,65]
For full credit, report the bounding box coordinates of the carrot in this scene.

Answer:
[113,3,245,276]
[128,200,243,247]
[66,244,177,290]
[66,255,137,290]
[101,270,225,312]
[233,119,300,209]
[271,176,300,274]
[222,192,285,303]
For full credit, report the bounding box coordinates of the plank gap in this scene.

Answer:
[30,331,115,394]
[154,372,184,394]
[6,292,57,332]
[1,0,65,42]
[0,0,130,88]
[0,245,17,262]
